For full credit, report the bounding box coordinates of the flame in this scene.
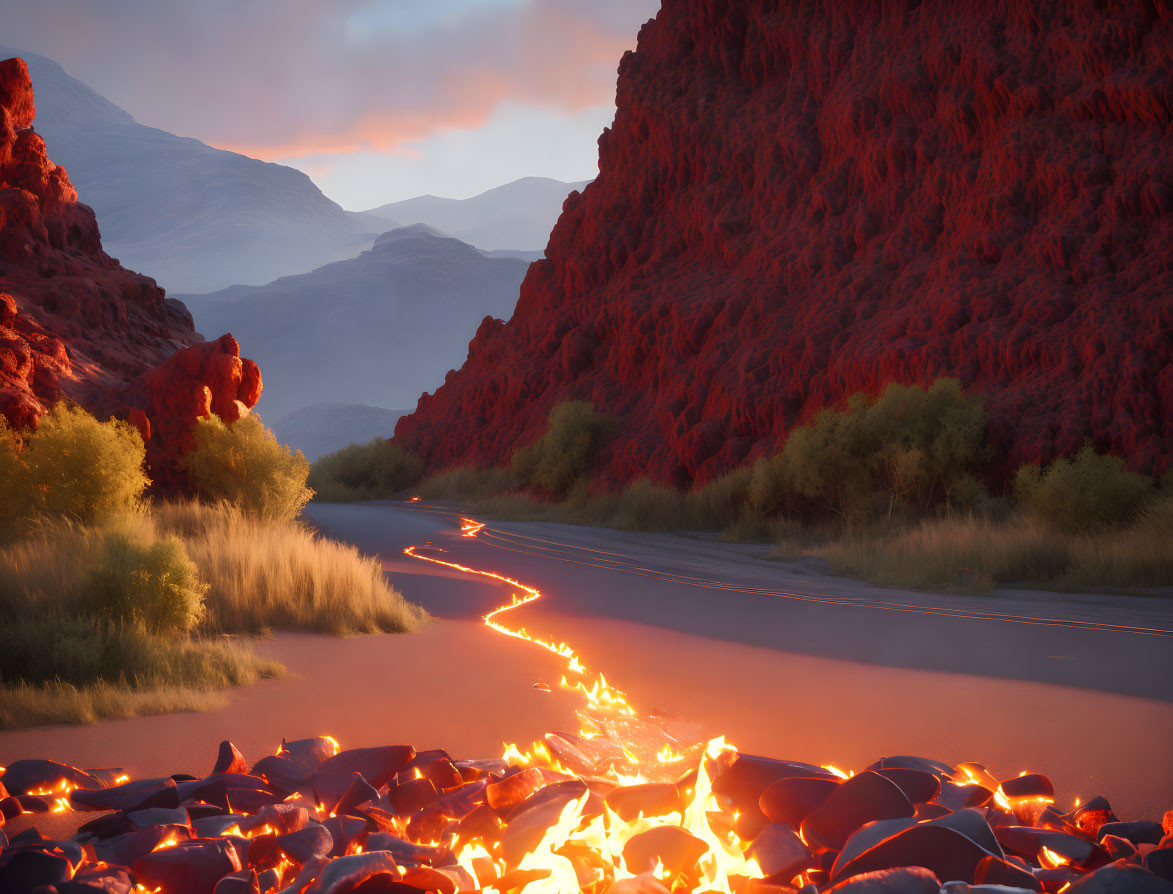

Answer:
[1040,846,1070,868]
[405,519,765,894]
[152,836,179,851]
[822,764,851,779]
[115,774,130,784]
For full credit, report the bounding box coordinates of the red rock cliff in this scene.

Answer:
[394,0,1173,486]
[0,57,261,487]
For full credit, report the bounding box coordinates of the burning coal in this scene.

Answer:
[1,518,1170,894]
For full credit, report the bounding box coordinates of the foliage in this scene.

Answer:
[153,501,429,635]
[85,529,206,633]
[0,404,147,537]
[512,401,611,497]
[183,415,312,520]
[309,438,423,502]
[1014,443,1152,532]
[415,465,514,502]
[821,508,1173,592]
[749,379,989,522]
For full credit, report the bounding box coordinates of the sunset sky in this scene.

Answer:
[0,0,660,207]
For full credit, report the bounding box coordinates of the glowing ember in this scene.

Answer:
[0,515,1168,894]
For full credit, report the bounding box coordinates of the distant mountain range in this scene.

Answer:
[181,225,529,420]
[270,403,410,461]
[364,177,591,252]
[2,45,384,294]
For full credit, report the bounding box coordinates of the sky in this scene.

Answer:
[0,0,661,208]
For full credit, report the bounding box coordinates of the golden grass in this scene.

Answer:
[154,501,429,635]
[0,501,427,729]
[819,502,1173,593]
[410,467,1170,594]
[2,680,233,730]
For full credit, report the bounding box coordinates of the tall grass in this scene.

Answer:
[0,517,284,729]
[155,501,429,635]
[0,503,428,729]
[820,504,1173,593]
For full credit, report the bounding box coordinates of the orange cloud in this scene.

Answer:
[5,0,660,162]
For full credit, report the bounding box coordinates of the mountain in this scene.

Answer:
[271,403,409,461]
[364,177,591,252]
[181,225,529,420]
[0,57,261,489]
[393,0,1173,486]
[0,45,382,294]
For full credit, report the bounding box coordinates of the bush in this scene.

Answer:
[183,415,312,520]
[85,529,207,632]
[749,379,989,523]
[1015,444,1152,532]
[309,438,423,502]
[153,501,428,635]
[512,401,611,497]
[415,466,514,502]
[1,404,148,535]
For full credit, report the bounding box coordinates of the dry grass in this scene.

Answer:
[154,501,429,635]
[819,502,1173,593]
[0,502,427,729]
[1,680,235,730]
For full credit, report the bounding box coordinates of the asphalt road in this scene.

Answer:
[2,501,1170,826]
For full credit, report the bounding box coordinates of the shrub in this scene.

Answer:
[749,379,989,522]
[309,438,423,502]
[512,401,611,497]
[183,415,312,520]
[153,501,428,635]
[2,404,147,533]
[85,529,207,632]
[415,465,514,502]
[1015,444,1152,532]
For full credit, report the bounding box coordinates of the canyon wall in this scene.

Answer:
[0,57,260,488]
[394,0,1172,486]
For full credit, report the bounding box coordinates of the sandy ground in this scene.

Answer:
[2,501,1170,827]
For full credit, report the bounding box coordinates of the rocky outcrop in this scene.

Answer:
[0,56,261,487]
[394,0,1173,487]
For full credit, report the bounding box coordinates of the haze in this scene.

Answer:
[0,0,660,206]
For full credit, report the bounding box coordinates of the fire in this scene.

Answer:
[1040,846,1070,868]
[405,520,766,892]
[1,510,1146,894]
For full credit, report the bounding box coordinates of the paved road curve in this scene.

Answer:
[2,501,1170,827]
[307,502,1173,818]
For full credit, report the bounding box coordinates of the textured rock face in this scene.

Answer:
[0,57,261,487]
[394,0,1173,487]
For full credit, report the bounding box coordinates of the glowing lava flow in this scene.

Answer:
[405,519,639,726]
[404,518,765,893]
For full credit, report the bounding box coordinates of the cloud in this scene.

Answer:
[0,0,660,159]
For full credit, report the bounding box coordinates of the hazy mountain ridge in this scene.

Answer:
[2,45,381,294]
[271,403,410,461]
[365,176,591,252]
[181,225,529,420]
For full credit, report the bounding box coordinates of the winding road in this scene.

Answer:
[2,501,1170,824]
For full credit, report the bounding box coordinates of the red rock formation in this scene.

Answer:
[0,57,261,488]
[394,0,1173,487]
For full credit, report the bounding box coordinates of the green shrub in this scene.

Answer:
[309,438,423,502]
[749,379,989,523]
[2,404,148,533]
[183,415,312,520]
[1014,444,1152,532]
[85,530,207,633]
[512,401,611,496]
[415,466,514,502]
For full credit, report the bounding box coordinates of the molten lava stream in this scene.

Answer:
[404,518,765,893]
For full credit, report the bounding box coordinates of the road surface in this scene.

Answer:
[2,501,1170,824]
